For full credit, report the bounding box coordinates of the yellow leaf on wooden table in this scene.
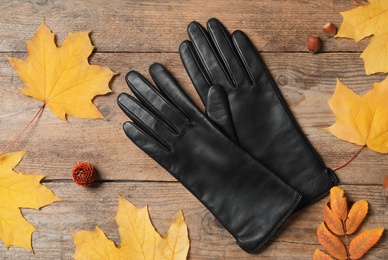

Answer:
[360,33,388,75]
[336,0,388,74]
[349,228,384,259]
[8,21,114,120]
[0,151,60,250]
[329,186,347,221]
[326,78,388,153]
[317,222,347,260]
[346,200,368,235]
[336,0,388,41]
[72,195,190,260]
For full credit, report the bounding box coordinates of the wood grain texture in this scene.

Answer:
[0,0,387,259]
[0,183,386,259]
[0,0,367,53]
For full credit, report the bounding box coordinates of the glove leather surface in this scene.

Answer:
[117,63,302,253]
[179,18,337,209]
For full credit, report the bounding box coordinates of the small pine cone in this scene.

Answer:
[72,162,96,187]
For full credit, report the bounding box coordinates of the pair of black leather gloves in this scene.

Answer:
[117,18,337,253]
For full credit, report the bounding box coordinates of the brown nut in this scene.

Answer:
[306,35,322,54]
[323,22,337,37]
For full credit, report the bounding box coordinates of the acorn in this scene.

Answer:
[306,35,321,54]
[322,22,337,37]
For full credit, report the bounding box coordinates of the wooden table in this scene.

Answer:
[0,0,387,259]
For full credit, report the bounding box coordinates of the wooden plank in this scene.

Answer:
[0,182,386,259]
[1,0,387,259]
[0,0,366,53]
[1,52,386,185]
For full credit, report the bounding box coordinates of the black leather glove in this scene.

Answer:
[179,18,337,209]
[117,63,301,253]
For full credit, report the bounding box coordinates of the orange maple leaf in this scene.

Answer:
[72,195,190,259]
[8,21,114,120]
[0,151,60,250]
[326,78,388,153]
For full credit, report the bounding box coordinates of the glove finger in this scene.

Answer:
[207,18,251,87]
[149,62,204,121]
[125,70,188,131]
[207,85,238,143]
[232,30,268,85]
[123,122,171,159]
[187,21,233,90]
[117,93,175,152]
[179,41,212,105]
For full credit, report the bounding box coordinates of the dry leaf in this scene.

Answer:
[317,222,347,260]
[315,187,384,259]
[346,200,368,235]
[326,78,388,153]
[360,33,388,75]
[329,186,347,221]
[336,0,388,41]
[8,21,114,120]
[336,0,388,74]
[72,195,190,259]
[72,226,120,259]
[313,248,335,260]
[349,228,384,259]
[0,151,60,250]
[324,203,344,236]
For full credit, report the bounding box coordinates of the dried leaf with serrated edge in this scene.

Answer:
[72,195,189,260]
[317,222,347,260]
[8,21,114,120]
[329,187,347,221]
[0,151,61,250]
[349,228,384,259]
[336,0,388,74]
[360,33,388,75]
[313,248,335,260]
[326,78,388,153]
[336,0,388,41]
[346,200,368,235]
[324,203,345,235]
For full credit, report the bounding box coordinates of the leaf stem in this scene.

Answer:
[343,220,350,260]
[1,102,46,155]
[332,145,366,171]
[352,0,361,6]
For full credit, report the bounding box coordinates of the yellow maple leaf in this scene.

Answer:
[336,0,388,75]
[72,195,190,260]
[326,78,388,153]
[8,21,114,120]
[0,151,61,250]
[360,33,388,75]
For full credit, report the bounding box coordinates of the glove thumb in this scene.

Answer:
[207,85,238,143]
